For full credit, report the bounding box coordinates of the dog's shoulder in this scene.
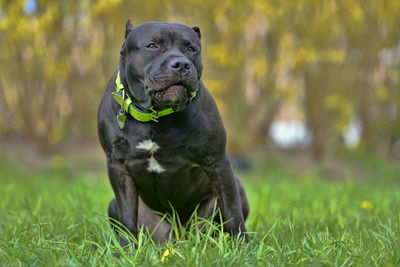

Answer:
[97,70,120,152]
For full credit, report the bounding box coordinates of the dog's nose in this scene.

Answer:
[169,58,191,73]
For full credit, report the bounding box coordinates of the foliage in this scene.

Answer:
[0,0,399,155]
[0,155,400,265]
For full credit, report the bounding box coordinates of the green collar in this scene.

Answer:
[111,71,196,128]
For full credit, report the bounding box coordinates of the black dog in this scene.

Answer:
[97,20,249,245]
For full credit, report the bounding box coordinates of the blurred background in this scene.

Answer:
[1,0,400,175]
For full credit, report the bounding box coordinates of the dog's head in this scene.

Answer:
[119,20,203,110]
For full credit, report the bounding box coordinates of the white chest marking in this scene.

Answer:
[136,139,165,173]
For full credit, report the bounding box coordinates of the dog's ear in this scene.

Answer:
[192,26,201,39]
[120,20,134,56]
[125,19,134,39]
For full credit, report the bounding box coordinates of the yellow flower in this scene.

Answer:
[361,201,373,211]
[161,248,175,263]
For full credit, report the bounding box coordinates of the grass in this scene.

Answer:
[0,152,400,266]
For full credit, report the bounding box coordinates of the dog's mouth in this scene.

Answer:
[153,81,188,103]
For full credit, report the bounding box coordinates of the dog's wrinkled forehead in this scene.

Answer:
[126,22,201,50]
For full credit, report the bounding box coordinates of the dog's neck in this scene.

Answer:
[111,70,197,126]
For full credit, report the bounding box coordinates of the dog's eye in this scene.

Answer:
[146,43,158,49]
[187,46,196,52]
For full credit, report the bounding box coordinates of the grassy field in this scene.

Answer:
[0,151,399,266]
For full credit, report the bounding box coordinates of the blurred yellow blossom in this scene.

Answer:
[361,201,373,211]
[161,247,175,263]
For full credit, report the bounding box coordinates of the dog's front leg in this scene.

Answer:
[107,157,139,247]
[203,153,249,242]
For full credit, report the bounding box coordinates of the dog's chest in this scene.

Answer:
[125,137,209,211]
[135,139,166,173]
[112,134,194,174]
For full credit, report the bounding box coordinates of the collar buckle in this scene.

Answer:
[151,113,159,122]
[149,107,159,122]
